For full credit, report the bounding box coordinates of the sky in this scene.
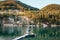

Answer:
[19,0,60,9]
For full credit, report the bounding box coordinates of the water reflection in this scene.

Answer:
[0,25,60,40]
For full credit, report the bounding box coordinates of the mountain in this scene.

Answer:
[39,4,60,15]
[0,0,39,11]
[16,1,39,11]
[38,4,60,24]
[41,4,60,11]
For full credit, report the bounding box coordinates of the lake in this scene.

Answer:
[0,25,60,40]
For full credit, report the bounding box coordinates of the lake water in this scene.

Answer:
[0,25,34,40]
[0,25,60,40]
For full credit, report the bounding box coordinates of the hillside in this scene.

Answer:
[36,4,60,24]
[41,4,60,11]
[16,1,39,11]
[0,0,39,11]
